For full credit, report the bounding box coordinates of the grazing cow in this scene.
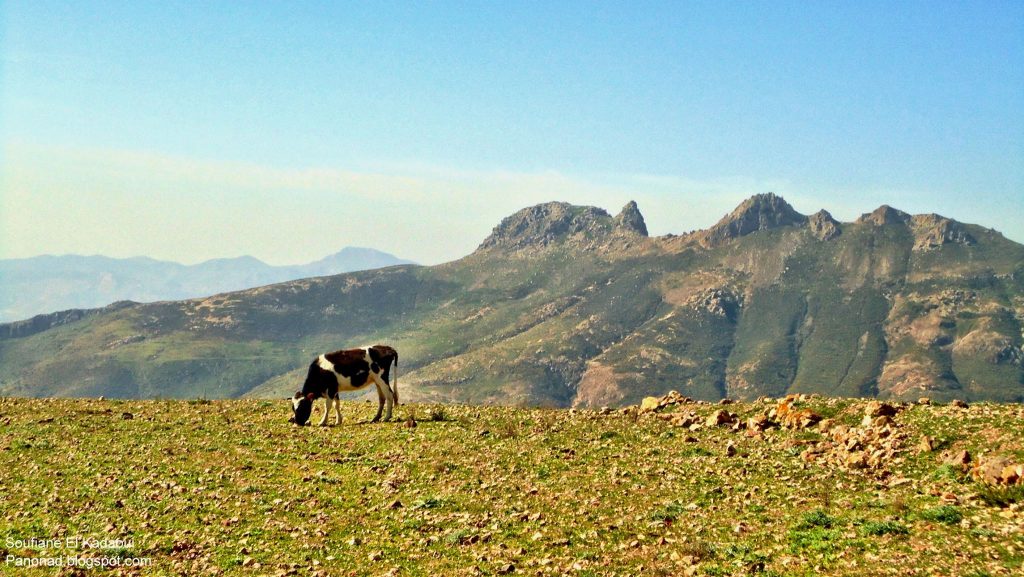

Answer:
[290,345,398,426]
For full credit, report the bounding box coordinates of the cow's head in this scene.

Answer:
[290,392,315,426]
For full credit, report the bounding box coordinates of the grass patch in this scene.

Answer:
[974,483,1024,507]
[798,509,838,529]
[860,520,910,537]
[919,505,963,525]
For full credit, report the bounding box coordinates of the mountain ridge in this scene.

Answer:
[1,195,1021,406]
[0,246,415,322]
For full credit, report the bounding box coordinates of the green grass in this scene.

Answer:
[860,520,910,537]
[0,397,1021,576]
[920,505,964,525]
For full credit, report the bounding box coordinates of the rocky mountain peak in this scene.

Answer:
[477,202,615,252]
[702,193,808,246]
[808,209,842,241]
[857,205,911,226]
[613,200,649,236]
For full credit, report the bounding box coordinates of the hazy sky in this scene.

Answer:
[2,1,1022,265]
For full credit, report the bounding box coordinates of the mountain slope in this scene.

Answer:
[0,247,415,322]
[1,196,1021,405]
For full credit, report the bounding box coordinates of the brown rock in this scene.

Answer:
[949,399,969,409]
[640,397,661,413]
[865,401,898,418]
[917,397,931,405]
[999,465,1021,486]
[845,451,869,470]
[706,409,737,427]
[671,414,696,428]
[918,436,934,453]
[725,442,737,457]
[942,449,972,471]
[972,456,1022,486]
[872,415,894,428]
[746,414,773,431]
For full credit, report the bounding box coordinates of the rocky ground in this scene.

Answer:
[0,396,1022,576]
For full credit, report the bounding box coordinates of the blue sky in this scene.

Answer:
[2,1,1022,265]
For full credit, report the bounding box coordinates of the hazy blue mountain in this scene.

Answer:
[0,247,414,322]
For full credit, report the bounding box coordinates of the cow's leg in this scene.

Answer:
[318,396,331,426]
[371,384,384,423]
[333,397,342,425]
[371,373,395,422]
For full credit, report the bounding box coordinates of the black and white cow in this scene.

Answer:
[290,345,398,426]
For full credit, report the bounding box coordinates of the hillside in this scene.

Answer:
[0,396,1021,575]
[0,195,1021,405]
[0,247,415,322]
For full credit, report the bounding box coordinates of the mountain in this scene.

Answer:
[1,195,1021,405]
[0,247,415,322]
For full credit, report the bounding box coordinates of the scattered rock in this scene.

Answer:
[917,397,931,405]
[773,397,822,430]
[725,442,737,457]
[950,399,969,409]
[121,412,134,420]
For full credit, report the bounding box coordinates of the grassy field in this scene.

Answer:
[1,396,1022,576]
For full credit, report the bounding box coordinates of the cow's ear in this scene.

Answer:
[293,391,303,399]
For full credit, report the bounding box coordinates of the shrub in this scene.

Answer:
[861,520,909,536]
[798,509,837,529]
[920,505,962,525]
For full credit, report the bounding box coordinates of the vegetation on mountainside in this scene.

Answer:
[0,196,1021,405]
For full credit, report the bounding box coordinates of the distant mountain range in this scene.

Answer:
[1,195,1021,405]
[0,247,415,322]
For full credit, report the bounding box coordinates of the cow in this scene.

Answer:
[290,345,399,426]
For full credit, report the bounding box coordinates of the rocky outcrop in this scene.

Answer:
[910,214,975,251]
[701,193,808,247]
[613,200,649,236]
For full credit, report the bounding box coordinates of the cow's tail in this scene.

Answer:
[392,351,399,405]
